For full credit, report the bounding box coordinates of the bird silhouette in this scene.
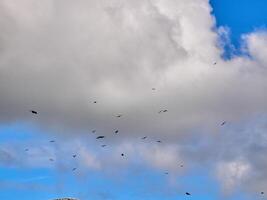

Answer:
[185,192,191,196]
[158,110,168,114]
[142,136,147,139]
[96,136,105,139]
[72,155,77,158]
[101,145,107,147]
[116,114,122,118]
[221,121,226,126]
[92,130,96,133]
[115,130,119,134]
[30,110,38,114]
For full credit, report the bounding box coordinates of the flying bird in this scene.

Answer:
[50,140,55,143]
[180,164,184,168]
[93,101,97,104]
[92,130,96,133]
[72,155,77,158]
[221,121,226,126]
[165,172,169,175]
[213,62,217,65]
[30,110,38,114]
[261,192,264,195]
[142,136,147,139]
[185,192,191,196]
[49,158,54,162]
[158,110,168,114]
[121,153,124,157]
[101,145,107,147]
[152,88,156,90]
[72,168,77,171]
[116,114,122,118]
[25,148,29,152]
[96,136,105,139]
[157,140,162,143]
[115,130,119,134]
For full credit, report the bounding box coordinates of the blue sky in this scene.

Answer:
[1,0,267,200]
[211,0,267,58]
[211,0,267,47]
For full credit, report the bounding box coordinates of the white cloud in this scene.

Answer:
[0,0,267,196]
[216,159,251,193]
[244,31,267,64]
[78,145,102,170]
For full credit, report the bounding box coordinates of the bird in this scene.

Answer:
[157,140,162,143]
[92,130,96,133]
[72,168,77,171]
[96,136,105,139]
[142,136,147,139]
[25,148,29,152]
[185,192,191,196]
[93,101,97,104]
[180,164,184,168]
[121,153,124,157]
[165,172,169,175]
[49,158,54,162]
[30,110,38,114]
[50,140,55,143]
[221,121,226,126]
[213,62,217,65]
[101,145,107,147]
[261,192,264,195]
[72,155,77,158]
[152,88,156,90]
[114,130,119,134]
[116,114,122,118]
[158,110,168,114]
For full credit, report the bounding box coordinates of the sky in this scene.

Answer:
[0,0,267,200]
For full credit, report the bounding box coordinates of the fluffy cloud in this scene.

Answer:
[216,159,251,193]
[0,0,267,196]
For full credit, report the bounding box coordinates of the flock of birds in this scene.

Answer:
[27,82,265,197]
[28,94,175,172]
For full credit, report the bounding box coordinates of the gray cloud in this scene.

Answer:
[0,0,267,197]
